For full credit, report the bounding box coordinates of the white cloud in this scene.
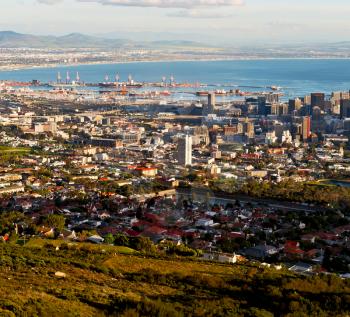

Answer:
[37,0,63,4]
[76,0,244,9]
[168,9,233,18]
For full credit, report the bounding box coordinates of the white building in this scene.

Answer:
[282,130,293,144]
[265,131,277,145]
[177,135,192,166]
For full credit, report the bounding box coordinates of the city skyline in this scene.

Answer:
[1,0,350,45]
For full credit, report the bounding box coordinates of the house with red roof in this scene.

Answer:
[284,241,305,259]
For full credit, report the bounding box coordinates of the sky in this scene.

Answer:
[1,0,350,44]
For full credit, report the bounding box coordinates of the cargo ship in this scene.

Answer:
[99,82,143,89]
[196,91,209,96]
[214,89,227,96]
[49,82,83,88]
[98,82,119,88]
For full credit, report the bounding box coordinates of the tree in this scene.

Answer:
[114,233,129,246]
[130,237,156,253]
[44,214,65,231]
[104,233,115,245]
[0,211,26,235]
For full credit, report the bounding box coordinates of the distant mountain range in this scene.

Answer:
[1,31,349,56]
[0,31,209,49]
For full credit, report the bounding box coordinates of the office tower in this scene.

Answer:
[291,123,302,138]
[312,106,322,121]
[300,104,312,116]
[266,93,279,103]
[203,93,216,116]
[177,135,192,166]
[281,103,289,115]
[272,103,288,116]
[342,91,350,100]
[302,116,311,141]
[333,91,350,101]
[242,118,255,139]
[257,96,267,115]
[311,93,325,109]
[303,95,311,105]
[332,92,342,100]
[323,100,332,113]
[340,99,350,119]
[208,93,216,110]
[289,98,302,113]
[274,123,284,142]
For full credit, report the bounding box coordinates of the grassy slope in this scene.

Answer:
[0,241,349,317]
[0,146,30,159]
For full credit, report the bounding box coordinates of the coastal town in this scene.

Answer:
[2,0,350,315]
[0,77,350,277]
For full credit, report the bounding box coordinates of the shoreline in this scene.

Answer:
[1,56,350,73]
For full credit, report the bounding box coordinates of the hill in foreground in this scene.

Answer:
[0,242,349,317]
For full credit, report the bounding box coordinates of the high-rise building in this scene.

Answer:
[203,93,216,116]
[302,116,311,141]
[274,123,285,142]
[242,118,255,139]
[177,135,192,166]
[272,103,289,116]
[303,95,311,105]
[257,96,267,115]
[312,106,322,121]
[289,98,302,114]
[340,99,350,119]
[208,93,216,110]
[332,91,350,101]
[311,93,325,109]
[266,93,279,104]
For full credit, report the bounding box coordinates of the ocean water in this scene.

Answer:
[1,59,350,98]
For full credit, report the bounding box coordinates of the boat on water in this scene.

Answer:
[214,89,227,96]
[125,83,143,88]
[98,82,143,89]
[270,85,281,91]
[49,82,84,88]
[196,91,209,96]
[98,82,119,88]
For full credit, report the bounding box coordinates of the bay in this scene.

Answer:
[0,59,350,98]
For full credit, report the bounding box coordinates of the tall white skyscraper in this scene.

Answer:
[177,135,192,166]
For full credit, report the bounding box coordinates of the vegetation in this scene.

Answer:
[210,179,350,210]
[0,145,30,164]
[44,214,65,232]
[0,243,349,316]
[0,145,30,153]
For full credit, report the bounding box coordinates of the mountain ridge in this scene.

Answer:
[0,31,208,49]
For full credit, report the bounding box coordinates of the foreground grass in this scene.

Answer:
[0,145,30,153]
[0,145,30,161]
[24,238,137,255]
[0,242,349,317]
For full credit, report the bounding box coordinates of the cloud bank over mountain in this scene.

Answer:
[38,0,244,8]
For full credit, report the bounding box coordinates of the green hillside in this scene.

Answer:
[0,242,349,317]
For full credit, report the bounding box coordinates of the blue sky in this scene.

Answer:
[2,0,350,44]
